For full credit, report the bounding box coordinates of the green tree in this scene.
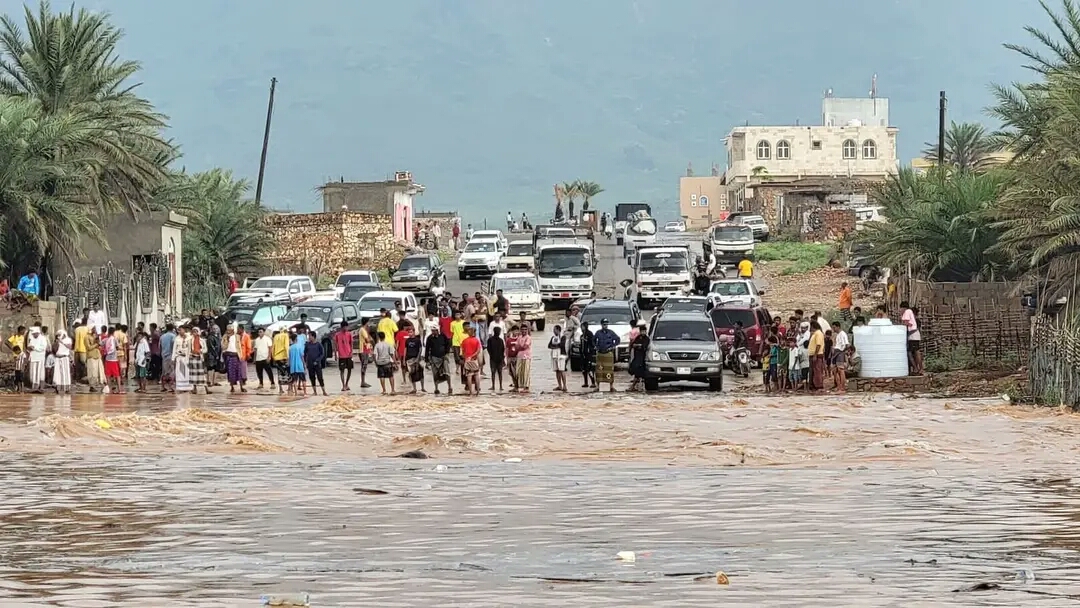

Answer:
[0,96,104,268]
[861,169,1008,282]
[921,121,1003,173]
[577,180,604,211]
[0,0,175,218]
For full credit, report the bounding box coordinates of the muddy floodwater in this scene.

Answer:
[1,392,1079,606]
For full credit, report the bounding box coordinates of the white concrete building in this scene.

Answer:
[723,95,899,212]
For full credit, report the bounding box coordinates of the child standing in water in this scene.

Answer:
[487,326,505,392]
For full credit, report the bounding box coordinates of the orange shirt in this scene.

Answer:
[838,286,853,309]
[238,333,252,360]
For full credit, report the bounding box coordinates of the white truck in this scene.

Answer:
[627,244,692,308]
[484,272,546,330]
[702,222,755,266]
[535,238,595,306]
[622,209,658,251]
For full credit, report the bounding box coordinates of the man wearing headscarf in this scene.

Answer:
[54,329,72,393]
[26,327,48,391]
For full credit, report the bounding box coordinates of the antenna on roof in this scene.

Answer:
[870,74,877,98]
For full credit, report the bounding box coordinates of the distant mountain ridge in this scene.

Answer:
[59,0,1043,222]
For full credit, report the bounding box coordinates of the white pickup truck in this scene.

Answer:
[536,238,595,306]
[627,244,692,308]
[226,275,316,308]
[484,272,546,330]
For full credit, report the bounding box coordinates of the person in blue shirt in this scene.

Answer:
[17,271,39,297]
[287,333,307,395]
[593,318,621,393]
[304,335,327,396]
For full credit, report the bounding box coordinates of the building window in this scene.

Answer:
[862,139,877,159]
[700,195,709,207]
[756,140,771,160]
[842,139,857,160]
[776,140,791,160]
[811,140,822,150]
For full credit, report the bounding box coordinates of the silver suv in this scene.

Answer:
[644,311,723,392]
[734,214,770,241]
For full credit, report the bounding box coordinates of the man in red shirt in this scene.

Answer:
[227,272,239,294]
[333,321,355,392]
[395,326,411,384]
[460,325,483,396]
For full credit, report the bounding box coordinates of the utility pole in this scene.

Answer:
[937,91,946,168]
[254,77,277,206]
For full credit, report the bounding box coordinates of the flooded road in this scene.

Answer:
[1,392,1080,606]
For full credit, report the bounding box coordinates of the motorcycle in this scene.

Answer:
[726,346,751,378]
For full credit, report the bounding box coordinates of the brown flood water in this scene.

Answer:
[1,391,1079,606]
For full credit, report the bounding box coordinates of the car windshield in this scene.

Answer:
[494,277,538,292]
[665,222,681,228]
[540,228,575,238]
[358,296,403,312]
[506,243,533,256]
[653,319,716,341]
[398,257,430,270]
[342,285,378,301]
[639,251,687,272]
[581,308,633,326]
[465,241,498,253]
[250,279,288,289]
[712,282,750,296]
[709,308,757,329]
[663,298,707,312]
[712,226,752,240]
[282,306,332,323]
[336,272,373,286]
[229,309,255,324]
[538,249,591,276]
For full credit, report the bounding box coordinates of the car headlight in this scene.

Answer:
[706,351,721,361]
[649,351,667,361]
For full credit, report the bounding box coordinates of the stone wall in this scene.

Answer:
[415,211,460,250]
[803,208,856,242]
[848,374,930,393]
[0,300,64,364]
[898,279,1029,363]
[265,211,405,279]
[744,179,866,241]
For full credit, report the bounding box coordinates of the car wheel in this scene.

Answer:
[859,266,875,279]
[760,234,769,242]
[644,377,659,392]
[321,338,333,368]
[535,318,546,331]
[569,356,581,372]
[458,271,467,280]
[708,377,723,392]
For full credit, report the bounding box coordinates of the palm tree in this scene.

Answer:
[0,1,175,217]
[921,122,1003,173]
[862,169,1008,282]
[168,169,271,283]
[577,181,604,212]
[0,96,104,269]
[992,68,1080,302]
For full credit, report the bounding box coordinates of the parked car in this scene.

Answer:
[470,229,508,251]
[569,299,640,371]
[356,290,420,326]
[457,238,504,279]
[216,302,289,335]
[264,299,363,365]
[846,243,880,280]
[643,311,723,392]
[227,275,316,308]
[340,281,380,303]
[708,278,764,307]
[733,214,770,241]
[334,270,380,297]
[390,253,445,296]
[708,303,773,364]
[663,220,686,232]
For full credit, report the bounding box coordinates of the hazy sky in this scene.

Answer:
[0,0,1048,220]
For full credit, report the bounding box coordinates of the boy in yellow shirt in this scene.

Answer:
[377,310,398,348]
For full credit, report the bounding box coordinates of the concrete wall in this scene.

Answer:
[726,124,898,183]
[678,176,728,229]
[265,211,405,279]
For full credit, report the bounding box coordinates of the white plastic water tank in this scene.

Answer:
[847,118,863,127]
[852,318,908,378]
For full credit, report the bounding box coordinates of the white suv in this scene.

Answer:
[734,214,770,241]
